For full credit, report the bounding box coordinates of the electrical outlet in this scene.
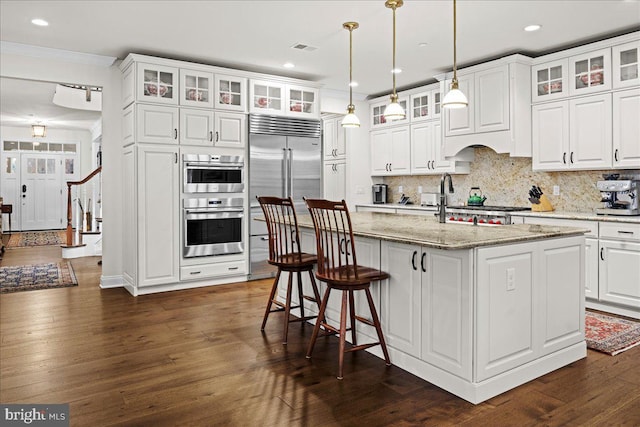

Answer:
[553,185,560,196]
[355,185,364,195]
[506,268,515,291]
[398,185,403,193]
[418,186,423,194]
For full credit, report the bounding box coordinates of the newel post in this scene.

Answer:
[66,182,73,246]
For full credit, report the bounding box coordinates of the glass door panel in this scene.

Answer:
[180,69,213,108]
[569,49,611,95]
[613,41,640,89]
[137,63,178,104]
[215,74,246,111]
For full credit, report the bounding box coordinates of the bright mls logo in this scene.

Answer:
[0,404,69,426]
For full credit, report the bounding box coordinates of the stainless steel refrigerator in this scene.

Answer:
[248,114,322,279]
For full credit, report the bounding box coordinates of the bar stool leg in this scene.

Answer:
[306,287,331,359]
[297,271,305,323]
[348,290,357,346]
[366,288,391,366]
[337,290,348,380]
[261,268,281,331]
[282,272,295,344]
[308,270,322,310]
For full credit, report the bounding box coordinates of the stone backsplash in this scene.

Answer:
[384,147,639,212]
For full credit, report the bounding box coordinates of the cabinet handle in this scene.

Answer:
[174,129,178,139]
[209,131,213,142]
[570,152,574,164]
[389,163,392,171]
[617,230,634,235]
[215,131,219,142]
[228,266,239,271]
[174,153,178,163]
[600,247,604,261]
[411,250,417,270]
[421,252,426,273]
[562,152,567,164]
[189,271,201,275]
[614,149,619,162]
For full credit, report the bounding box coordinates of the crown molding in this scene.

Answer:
[0,41,117,67]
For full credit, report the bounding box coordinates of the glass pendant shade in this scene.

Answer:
[442,82,468,109]
[342,107,360,128]
[383,100,405,120]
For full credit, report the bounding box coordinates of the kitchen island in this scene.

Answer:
[290,212,588,404]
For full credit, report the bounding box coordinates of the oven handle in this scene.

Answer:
[184,163,243,169]
[185,210,243,220]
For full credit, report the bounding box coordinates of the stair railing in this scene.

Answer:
[66,166,102,246]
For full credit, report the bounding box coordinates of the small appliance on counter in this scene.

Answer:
[372,184,388,204]
[596,176,639,216]
[420,193,439,207]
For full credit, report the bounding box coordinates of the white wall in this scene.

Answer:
[320,92,373,209]
[1,51,123,282]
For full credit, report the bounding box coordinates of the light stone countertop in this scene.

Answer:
[295,212,588,250]
[355,204,640,224]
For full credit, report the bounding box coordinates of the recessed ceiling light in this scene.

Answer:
[283,62,295,68]
[524,24,541,32]
[31,18,49,26]
[418,42,428,48]
[349,81,359,87]
[391,68,402,74]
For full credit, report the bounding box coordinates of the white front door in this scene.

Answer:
[20,153,63,230]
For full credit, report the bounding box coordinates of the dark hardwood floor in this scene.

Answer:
[1,245,639,426]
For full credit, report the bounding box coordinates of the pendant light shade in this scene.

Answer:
[32,124,46,137]
[342,22,360,128]
[383,0,405,121]
[442,0,468,109]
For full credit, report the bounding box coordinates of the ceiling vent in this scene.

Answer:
[291,43,317,52]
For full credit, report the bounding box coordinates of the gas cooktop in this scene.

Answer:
[449,205,531,212]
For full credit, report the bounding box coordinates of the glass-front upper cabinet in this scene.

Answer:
[569,48,611,96]
[180,69,214,108]
[286,85,319,118]
[532,59,569,102]
[410,88,441,122]
[249,80,285,115]
[215,74,247,112]
[136,63,179,105]
[612,40,640,89]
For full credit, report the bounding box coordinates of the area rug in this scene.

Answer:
[6,231,66,248]
[585,311,640,355]
[0,262,78,293]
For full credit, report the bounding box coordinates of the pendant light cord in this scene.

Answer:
[452,0,458,82]
[349,25,354,107]
[392,4,397,96]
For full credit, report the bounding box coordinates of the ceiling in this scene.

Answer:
[1,0,639,130]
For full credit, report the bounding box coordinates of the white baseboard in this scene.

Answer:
[100,275,124,289]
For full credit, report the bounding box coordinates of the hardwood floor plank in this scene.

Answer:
[1,245,639,426]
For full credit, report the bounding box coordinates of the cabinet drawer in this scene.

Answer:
[523,217,598,237]
[180,260,246,281]
[599,222,640,241]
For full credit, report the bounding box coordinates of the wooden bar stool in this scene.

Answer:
[257,196,322,345]
[304,198,391,379]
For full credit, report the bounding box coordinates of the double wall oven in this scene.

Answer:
[182,154,245,259]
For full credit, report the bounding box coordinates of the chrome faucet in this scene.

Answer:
[438,173,454,223]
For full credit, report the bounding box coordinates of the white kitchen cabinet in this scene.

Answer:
[370,97,410,128]
[324,161,346,201]
[122,146,136,286]
[286,85,319,118]
[599,222,640,309]
[249,80,285,115]
[214,112,247,148]
[179,108,214,146]
[569,93,612,169]
[136,104,179,145]
[214,74,247,112]
[612,88,640,169]
[322,116,346,160]
[584,238,599,300]
[410,87,441,122]
[136,144,180,287]
[180,69,214,108]
[533,94,612,171]
[531,58,570,103]
[135,62,179,105]
[443,56,532,157]
[122,104,135,147]
[410,121,468,175]
[569,48,611,96]
[380,241,422,358]
[612,40,640,89]
[370,126,410,176]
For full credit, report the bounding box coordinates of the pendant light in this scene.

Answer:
[32,124,46,137]
[383,0,405,121]
[341,22,360,128]
[442,0,468,109]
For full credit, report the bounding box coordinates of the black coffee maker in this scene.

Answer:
[372,184,388,204]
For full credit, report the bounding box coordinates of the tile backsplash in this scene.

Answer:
[384,147,639,212]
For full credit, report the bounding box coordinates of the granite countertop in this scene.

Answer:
[295,212,588,250]
[355,204,640,224]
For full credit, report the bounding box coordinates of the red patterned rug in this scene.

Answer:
[585,311,640,355]
[0,262,78,293]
